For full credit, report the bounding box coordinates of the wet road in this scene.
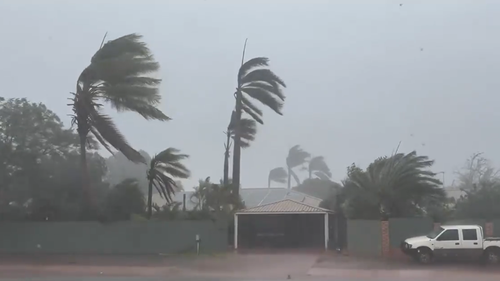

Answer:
[0,253,499,281]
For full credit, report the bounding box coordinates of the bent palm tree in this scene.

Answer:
[308,156,332,179]
[146,148,190,218]
[223,111,257,186]
[268,167,287,188]
[232,45,286,196]
[286,145,310,189]
[344,151,445,219]
[69,33,170,209]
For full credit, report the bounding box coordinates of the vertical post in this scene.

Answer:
[381,221,390,257]
[234,214,239,250]
[324,213,329,250]
[182,194,186,212]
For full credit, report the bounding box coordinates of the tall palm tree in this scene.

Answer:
[146,148,190,219]
[223,111,257,186]
[69,33,170,209]
[343,151,445,219]
[286,145,310,189]
[308,156,332,180]
[232,41,287,196]
[268,167,287,188]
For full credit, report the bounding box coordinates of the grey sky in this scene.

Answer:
[1,0,499,190]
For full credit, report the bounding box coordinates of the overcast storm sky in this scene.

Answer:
[1,0,499,190]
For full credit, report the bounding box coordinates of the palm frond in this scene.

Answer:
[147,147,191,203]
[227,111,257,148]
[236,57,286,123]
[286,145,310,168]
[309,156,332,178]
[90,110,144,163]
[269,167,288,183]
[238,57,269,82]
[73,33,170,165]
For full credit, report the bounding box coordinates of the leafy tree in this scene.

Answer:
[286,145,310,189]
[69,33,170,209]
[294,178,341,201]
[308,156,331,180]
[268,167,287,188]
[146,148,190,218]
[454,152,499,191]
[341,151,446,220]
[103,179,146,221]
[191,177,244,215]
[223,111,256,186]
[232,52,286,196]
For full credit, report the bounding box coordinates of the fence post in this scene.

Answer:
[485,222,494,237]
[381,221,390,257]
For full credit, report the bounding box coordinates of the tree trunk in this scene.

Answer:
[147,180,153,219]
[287,166,292,189]
[268,177,271,188]
[290,169,301,186]
[232,90,242,196]
[223,132,230,186]
[79,134,92,213]
[309,168,312,179]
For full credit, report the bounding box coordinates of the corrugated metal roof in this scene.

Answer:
[173,188,323,210]
[236,199,331,214]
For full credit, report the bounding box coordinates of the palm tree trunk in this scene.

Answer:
[223,132,230,186]
[309,168,312,179]
[78,134,92,212]
[268,177,271,188]
[147,181,153,219]
[290,169,301,186]
[232,90,242,196]
[287,166,292,189]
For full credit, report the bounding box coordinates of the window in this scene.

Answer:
[462,229,478,241]
[436,229,459,241]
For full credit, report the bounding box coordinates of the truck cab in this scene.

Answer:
[401,224,500,264]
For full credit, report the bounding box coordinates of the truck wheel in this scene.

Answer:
[416,248,432,264]
[485,248,500,265]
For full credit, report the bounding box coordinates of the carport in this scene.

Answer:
[234,199,333,250]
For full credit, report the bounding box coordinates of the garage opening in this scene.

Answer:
[234,199,334,250]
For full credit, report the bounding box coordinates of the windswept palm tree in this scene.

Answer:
[232,41,286,196]
[268,167,287,188]
[223,111,257,186]
[69,33,170,208]
[146,148,190,218]
[308,156,332,180]
[286,145,310,189]
[343,151,445,219]
[190,177,211,211]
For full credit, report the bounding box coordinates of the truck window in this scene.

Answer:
[436,229,459,241]
[462,229,478,240]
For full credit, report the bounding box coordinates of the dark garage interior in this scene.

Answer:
[237,214,325,249]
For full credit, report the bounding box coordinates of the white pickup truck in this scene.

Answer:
[401,225,500,264]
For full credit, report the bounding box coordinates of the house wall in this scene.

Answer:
[0,221,227,254]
